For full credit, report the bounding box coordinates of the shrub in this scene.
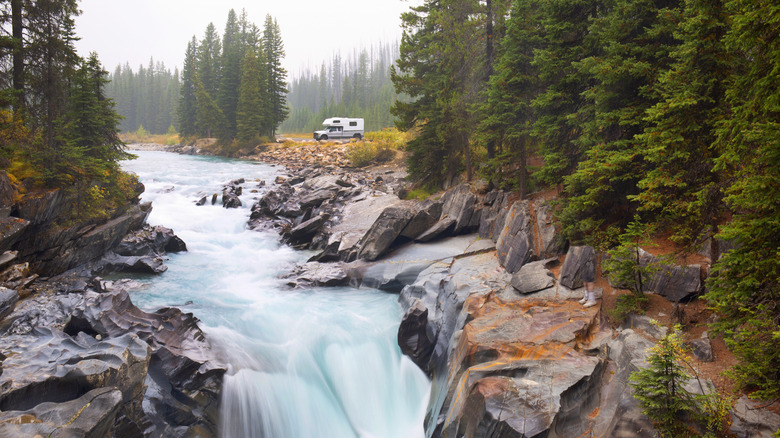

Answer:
[630,324,735,437]
[630,325,693,436]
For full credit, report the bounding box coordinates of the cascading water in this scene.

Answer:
[122,151,430,438]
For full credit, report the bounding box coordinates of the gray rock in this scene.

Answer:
[399,199,443,240]
[0,286,18,321]
[357,205,415,261]
[0,387,123,438]
[688,332,714,362]
[440,183,479,234]
[415,217,457,243]
[0,250,18,270]
[510,259,555,294]
[97,252,167,274]
[286,214,327,244]
[477,190,508,241]
[622,314,669,340]
[285,262,349,288]
[730,396,780,438]
[534,198,565,257]
[645,263,702,302]
[0,217,29,252]
[591,330,656,437]
[560,245,597,289]
[397,299,435,369]
[495,201,535,273]
[0,328,150,426]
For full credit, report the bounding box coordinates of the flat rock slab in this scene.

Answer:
[0,387,123,438]
[510,260,555,294]
[0,328,150,412]
[441,294,605,438]
[360,234,487,291]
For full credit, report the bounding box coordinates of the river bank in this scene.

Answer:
[0,145,777,437]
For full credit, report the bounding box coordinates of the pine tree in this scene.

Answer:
[555,0,681,240]
[178,36,198,137]
[197,23,221,98]
[705,0,780,401]
[531,0,600,185]
[629,325,693,436]
[262,15,288,137]
[634,0,729,249]
[478,0,543,197]
[235,49,266,143]
[217,9,244,139]
[193,72,226,139]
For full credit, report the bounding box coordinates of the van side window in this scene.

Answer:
[332,120,340,124]
[349,121,357,126]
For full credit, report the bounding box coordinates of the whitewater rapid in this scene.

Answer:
[121,151,430,438]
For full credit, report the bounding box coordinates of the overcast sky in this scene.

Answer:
[74,0,412,76]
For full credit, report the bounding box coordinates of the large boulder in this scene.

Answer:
[356,205,416,261]
[510,259,556,294]
[399,199,443,240]
[534,198,565,258]
[478,190,509,242]
[590,329,656,437]
[436,295,604,438]
[440,184,480,235]
[0,286,19,321]
[0,328,150,427]
[495,201,535,273]
[644,263,702,302]
[560,245,597,289]
[0,387,123,438]
[730,396,780,438]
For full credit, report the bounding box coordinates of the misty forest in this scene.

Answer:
[0,0,779,437]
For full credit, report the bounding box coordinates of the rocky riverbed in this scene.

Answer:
[1,144,778,437]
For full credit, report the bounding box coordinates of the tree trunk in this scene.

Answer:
[12,0,24,111]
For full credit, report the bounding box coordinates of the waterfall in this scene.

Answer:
[122,151,430,438]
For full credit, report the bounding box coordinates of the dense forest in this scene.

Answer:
[106,61,180,135]
[178,10,288,143]
[280,42,400,134]
[0,0,135,219]
[106,9,288,144]
[393,0,780,400]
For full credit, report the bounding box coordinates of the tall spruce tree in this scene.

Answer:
[556,0,682,240]
[217,9,243,139]
[262,15,288,137]
[478,0,543,197]
[178,36,198,137]
[235,49,266,143]
[197,23,221,98]
[706,0,780,400]
[634,0,729,249]
[531,0,600,186]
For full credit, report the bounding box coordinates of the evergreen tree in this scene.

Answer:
[531,0,600,185]
[706,0,780,400]
[478,0,543,197]
[197,23,221,98]
[178,36,198,137]
[392,0,483,185]
[634,0,729,249]
[262,15,288,137]
[193,71,226,139]
[556,0,681,240]
[235,49,266,143]
[217,9,243,139]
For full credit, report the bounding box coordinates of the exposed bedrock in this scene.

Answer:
[0,282,225,437]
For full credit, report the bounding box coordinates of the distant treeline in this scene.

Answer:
[280,42,399,134]
[107,61,180,135]
[108,9,288,143]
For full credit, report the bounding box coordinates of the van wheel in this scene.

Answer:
[353,134,362,140]
[321,135,328,140]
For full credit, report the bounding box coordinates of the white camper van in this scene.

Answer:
[313,117,364,140]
